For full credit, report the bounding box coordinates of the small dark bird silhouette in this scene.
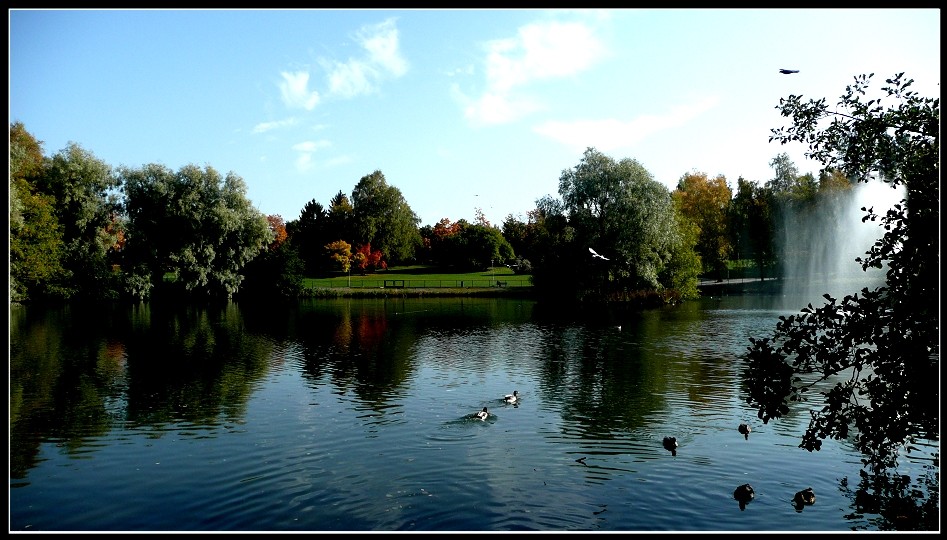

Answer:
[739,423,751,440]
[733,483,755,510]
[793,487,816,507]
[662,436,678,456]
[779,68,800,74]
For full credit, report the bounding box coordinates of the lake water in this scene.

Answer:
[7,295,928,532]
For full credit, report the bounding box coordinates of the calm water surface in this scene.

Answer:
[8,296,927,531]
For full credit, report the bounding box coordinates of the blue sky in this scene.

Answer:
[9,9,940,228]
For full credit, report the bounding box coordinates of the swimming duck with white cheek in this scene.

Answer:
[503,391,518,404]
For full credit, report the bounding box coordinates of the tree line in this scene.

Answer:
[7,122,874,304]
[6,72,930,309]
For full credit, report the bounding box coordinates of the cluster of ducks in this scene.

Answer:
[473,396,818,513]
[470,390,519,421]
[664,423,817,512]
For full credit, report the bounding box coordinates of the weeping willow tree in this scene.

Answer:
[119,163,273,299]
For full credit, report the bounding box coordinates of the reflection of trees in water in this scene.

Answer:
[290,302,416,406]
[11,304,125,478]
[122,303,271,426]
[841,466,940,531]
[9,302,274,479]
[288,298,535,408]
[535,323,663,439]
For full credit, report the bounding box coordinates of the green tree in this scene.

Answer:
[767,151,800,193]
[742,73,938,528]
[9,122,69,301]
[37,141,124,299]
[729,177,778,280]
[672,171,733,280]
[327,191,355,246]
[351,170,421,264]
[239,215,304,299]
[522,195,576,298]
[119,163,273,299]
[556,147,680,299]
[451,221,515,270]
[660,199,702,300]
[287,198,330,275]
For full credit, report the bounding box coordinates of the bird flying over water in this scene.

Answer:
[779,69,800,74]
[589,247,609,260]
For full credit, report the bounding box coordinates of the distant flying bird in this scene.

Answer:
[589,247,609,260]
[779,69,800,74]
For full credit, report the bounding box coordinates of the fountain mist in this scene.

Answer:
[776,179,904,310]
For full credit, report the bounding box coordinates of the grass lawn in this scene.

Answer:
[303,265,532,289]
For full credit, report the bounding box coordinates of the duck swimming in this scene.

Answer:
[738,423,751,440]
[474,407,489,421]
[793,487,816,506]
[503,391,519,404]
[662,436,678,456]
[733,484,755,510]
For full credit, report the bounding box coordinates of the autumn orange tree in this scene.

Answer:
[265,214,288,250]
[672,172,733,280]
[353,243,386,274]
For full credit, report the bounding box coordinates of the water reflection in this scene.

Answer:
[9,297,936,531]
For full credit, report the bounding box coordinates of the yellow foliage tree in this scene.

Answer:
[324,239,353,273]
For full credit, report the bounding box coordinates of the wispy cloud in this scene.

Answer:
[274,17,407,115]
[458,18,608,126]
[324,18,408,100]
[279,71,320,111]
[292,139,332,172]
[532,96,721,152]
[252,117,299,134]
[485,21,606,92]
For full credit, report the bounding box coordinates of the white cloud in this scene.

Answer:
[324,18,408,100]
[292,140,332,153]
[252,117,298,134]
[485,21,607,92]
[292,139,332,172]
[276,18,407,111]
[326,60,376,99]
[358,18,408,77]
[457,88,543,126]
[461,18,608,126]
[324,154,354,167]
[533,96,721,152]
[295,152,313,172]
[279,71,320,110]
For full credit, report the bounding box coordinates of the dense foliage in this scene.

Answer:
[527,148,700,303]
[673,172,733,280]
[741,73,938,527]
[119,163,273,299]
[351,170,422,265]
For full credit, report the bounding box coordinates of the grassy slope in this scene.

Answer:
[303,265,532,289]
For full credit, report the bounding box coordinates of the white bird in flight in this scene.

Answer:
[589,247,609,260]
